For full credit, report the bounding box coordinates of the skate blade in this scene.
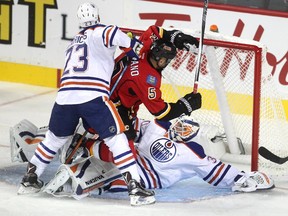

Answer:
[17,184,41,195]
[130,195,156,206]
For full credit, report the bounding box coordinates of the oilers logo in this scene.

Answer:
[150,138,176,163]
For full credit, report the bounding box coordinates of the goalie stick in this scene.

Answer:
[65,131,88,164]
[258,146,288,165]
[193,0,208,93]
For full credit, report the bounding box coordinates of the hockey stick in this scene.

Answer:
[110,64,127,95]
[193,0,208,93]
[258,146,288,165]
[65,131,88,164]
[110,50,131,95]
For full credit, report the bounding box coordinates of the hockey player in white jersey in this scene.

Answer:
[78,116,274,193]
[17,2,155,206]
[11,115,274,200]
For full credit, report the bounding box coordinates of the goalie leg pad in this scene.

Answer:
[10,119,47,162]
[42,165,71,195]
[43,157,122,199]
[42,162,91,200]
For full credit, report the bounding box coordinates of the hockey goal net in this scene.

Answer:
[123,28,288,177]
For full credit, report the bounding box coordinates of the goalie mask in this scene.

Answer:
[150,39,177,69]
[169,115,200,142]
[77,2,100,27]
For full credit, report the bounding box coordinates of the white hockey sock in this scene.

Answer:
[31,130,71,177]
[104,133,140,182]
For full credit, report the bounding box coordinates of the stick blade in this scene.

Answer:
[258,146,287,165]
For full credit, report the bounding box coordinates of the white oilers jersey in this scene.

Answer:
[135,120,240,189]
[56,24,131,105]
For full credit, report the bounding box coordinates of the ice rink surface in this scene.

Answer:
[1,81,288,216]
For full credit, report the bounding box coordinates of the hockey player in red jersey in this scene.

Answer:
[109,26,201,158]
[112,26,201,122]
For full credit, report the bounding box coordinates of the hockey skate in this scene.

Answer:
[123,172,155,206]
[18,162,44,195]
[232,171,275,192]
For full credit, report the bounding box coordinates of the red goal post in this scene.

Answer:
[120,27,288,177]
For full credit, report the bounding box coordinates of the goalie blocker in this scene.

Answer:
[10,117,274,199]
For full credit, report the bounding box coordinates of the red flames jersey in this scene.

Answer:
[111,58,168,118]
[111,25,170,119]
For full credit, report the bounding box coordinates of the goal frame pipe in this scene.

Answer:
[205,46,240,155]
[204,39,262,171]
[252,47,262,171]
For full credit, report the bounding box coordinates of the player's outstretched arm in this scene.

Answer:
[159,92,202,121]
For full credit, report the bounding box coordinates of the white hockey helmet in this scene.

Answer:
[77,2,100,27]
[169,115,200,142]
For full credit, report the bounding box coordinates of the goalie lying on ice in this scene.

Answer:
[10,115,274,199]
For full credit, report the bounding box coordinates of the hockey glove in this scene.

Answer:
[117,105,136,140]
[122,37,143,60]
[178,92,202,115]
[172,31,199,51]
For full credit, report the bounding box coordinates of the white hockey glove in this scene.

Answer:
[122,37,143,60]
[232,171,274,192]
[168,115,200,142]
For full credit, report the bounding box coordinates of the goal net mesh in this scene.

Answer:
[127,29,288,177]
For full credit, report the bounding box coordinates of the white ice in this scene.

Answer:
[0,81,288,216]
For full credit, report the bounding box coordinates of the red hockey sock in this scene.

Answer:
[98,141,114,162]
[128,139,137,159]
